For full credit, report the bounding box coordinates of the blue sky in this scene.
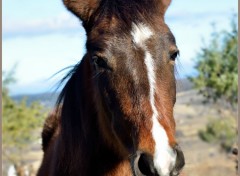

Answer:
[3,0,238,95]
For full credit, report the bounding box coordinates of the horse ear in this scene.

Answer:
[160,0,172,15]
[63,0,100,23]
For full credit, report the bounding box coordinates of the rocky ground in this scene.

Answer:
[4,90,237,176]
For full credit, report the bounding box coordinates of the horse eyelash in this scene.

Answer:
[92,71,103,79]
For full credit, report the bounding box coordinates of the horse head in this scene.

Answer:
[59,0,185,175]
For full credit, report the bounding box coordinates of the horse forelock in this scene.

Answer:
[85,0,164,33]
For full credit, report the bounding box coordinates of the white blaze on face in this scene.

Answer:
[131,23,176,176]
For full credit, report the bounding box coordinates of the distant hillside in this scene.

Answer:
[12,92,59,108]
[11,79,193,108]
[176,78,194,92]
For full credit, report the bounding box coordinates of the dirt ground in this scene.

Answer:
[175,90,237,176]
[5,90,237,176]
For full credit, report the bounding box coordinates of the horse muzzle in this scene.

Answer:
[132,145,185,176]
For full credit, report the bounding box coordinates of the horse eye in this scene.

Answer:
[92,55,108,69]
[170,51,179,61]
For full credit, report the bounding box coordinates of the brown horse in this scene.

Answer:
[37,0,185,175]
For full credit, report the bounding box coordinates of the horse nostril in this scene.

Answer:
[172,144,185,175]
[138,153,155,175]
[134,151,156,176]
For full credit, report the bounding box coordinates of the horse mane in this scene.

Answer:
[39,56,115,175]
[85,0,161,32]
[50,55,126,175]
[40,60,82,153]
[53,55,106,174]
[56,56,95,145]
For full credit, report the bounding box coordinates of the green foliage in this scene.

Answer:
[2,70,47,168]
[3,99,45,148]
[199,117,237,152]
[189,16,238,109]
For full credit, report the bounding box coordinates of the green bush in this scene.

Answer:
[199,117,237,152]
[2,70,48,174]
[189,16,238,110]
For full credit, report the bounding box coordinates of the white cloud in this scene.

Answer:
[3,12,84,39]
